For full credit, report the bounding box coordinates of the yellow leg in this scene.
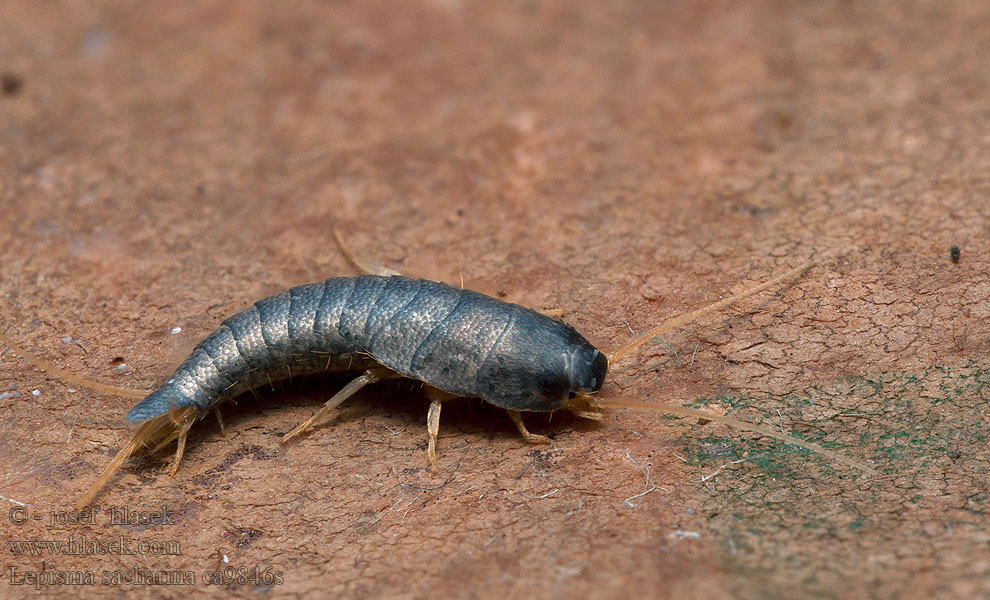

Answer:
[539,308,566,320]
[506,410,550,444]
[424,387,457,474]
[427,396,441,474]
[168,423,194,477]
[282,368,394,444]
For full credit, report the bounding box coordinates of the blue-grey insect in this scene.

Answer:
[129,275,607,423]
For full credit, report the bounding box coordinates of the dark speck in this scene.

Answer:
[1,73,23,96]
[950,245,960,263]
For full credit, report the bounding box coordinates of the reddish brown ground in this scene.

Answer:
[1,1,988,598]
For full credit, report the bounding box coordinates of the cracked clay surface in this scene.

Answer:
[1,1,988,599]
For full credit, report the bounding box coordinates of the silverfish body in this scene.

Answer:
[127,275,608,422]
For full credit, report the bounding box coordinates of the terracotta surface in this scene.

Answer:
[1,1,988,598]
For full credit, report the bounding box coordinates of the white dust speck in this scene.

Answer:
[116,364,127,371]
[170,327,182,334]
[61,336,72,343]
[32,389,41,397]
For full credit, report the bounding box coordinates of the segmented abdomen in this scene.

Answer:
[127,275,527,422]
